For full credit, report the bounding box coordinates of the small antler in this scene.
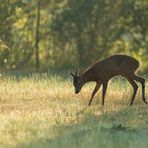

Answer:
[69,69,80,77]
[69,70,75,77]
[75,69,78,77]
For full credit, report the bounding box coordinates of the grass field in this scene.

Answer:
[0,73,148,148]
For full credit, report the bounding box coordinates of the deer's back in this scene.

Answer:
[91,55,139,79]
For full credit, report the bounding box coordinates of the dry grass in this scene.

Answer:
[0,74,148,148]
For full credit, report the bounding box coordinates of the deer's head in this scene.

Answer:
[70,70,84,94]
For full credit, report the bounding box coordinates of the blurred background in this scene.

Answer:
[0,0,148,73]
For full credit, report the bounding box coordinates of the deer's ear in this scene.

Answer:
[79,69,83,76]
[75,69,80,77]
[69,71,75,77]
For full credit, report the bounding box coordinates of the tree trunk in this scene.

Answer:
[77,33,86,67]
[35,0,40,70]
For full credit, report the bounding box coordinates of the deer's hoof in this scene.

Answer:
[130,103,133,106]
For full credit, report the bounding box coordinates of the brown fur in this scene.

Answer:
[71,54,147,106]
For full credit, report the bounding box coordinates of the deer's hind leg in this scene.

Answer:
[133,74,147,104]
[126,76,138,106]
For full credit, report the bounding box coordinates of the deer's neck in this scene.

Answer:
[82,69,94,84]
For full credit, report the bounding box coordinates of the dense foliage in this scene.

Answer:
[0,0,148,72]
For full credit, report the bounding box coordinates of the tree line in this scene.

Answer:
[0,0,147,73]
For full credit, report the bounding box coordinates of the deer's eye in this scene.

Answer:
[78,82,80,85]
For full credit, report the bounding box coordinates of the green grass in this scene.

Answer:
[0,73,148,148]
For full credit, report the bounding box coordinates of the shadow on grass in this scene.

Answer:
[15,107,148,148]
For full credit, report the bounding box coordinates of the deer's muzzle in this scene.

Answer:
[75,89,80,94]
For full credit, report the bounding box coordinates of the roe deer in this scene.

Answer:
[70,54,147,106]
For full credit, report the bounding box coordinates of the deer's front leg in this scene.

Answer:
[88,82,101,106]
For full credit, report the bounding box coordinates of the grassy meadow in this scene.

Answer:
[0,73,148,148]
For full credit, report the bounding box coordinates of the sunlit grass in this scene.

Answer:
[0,74,147,148]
